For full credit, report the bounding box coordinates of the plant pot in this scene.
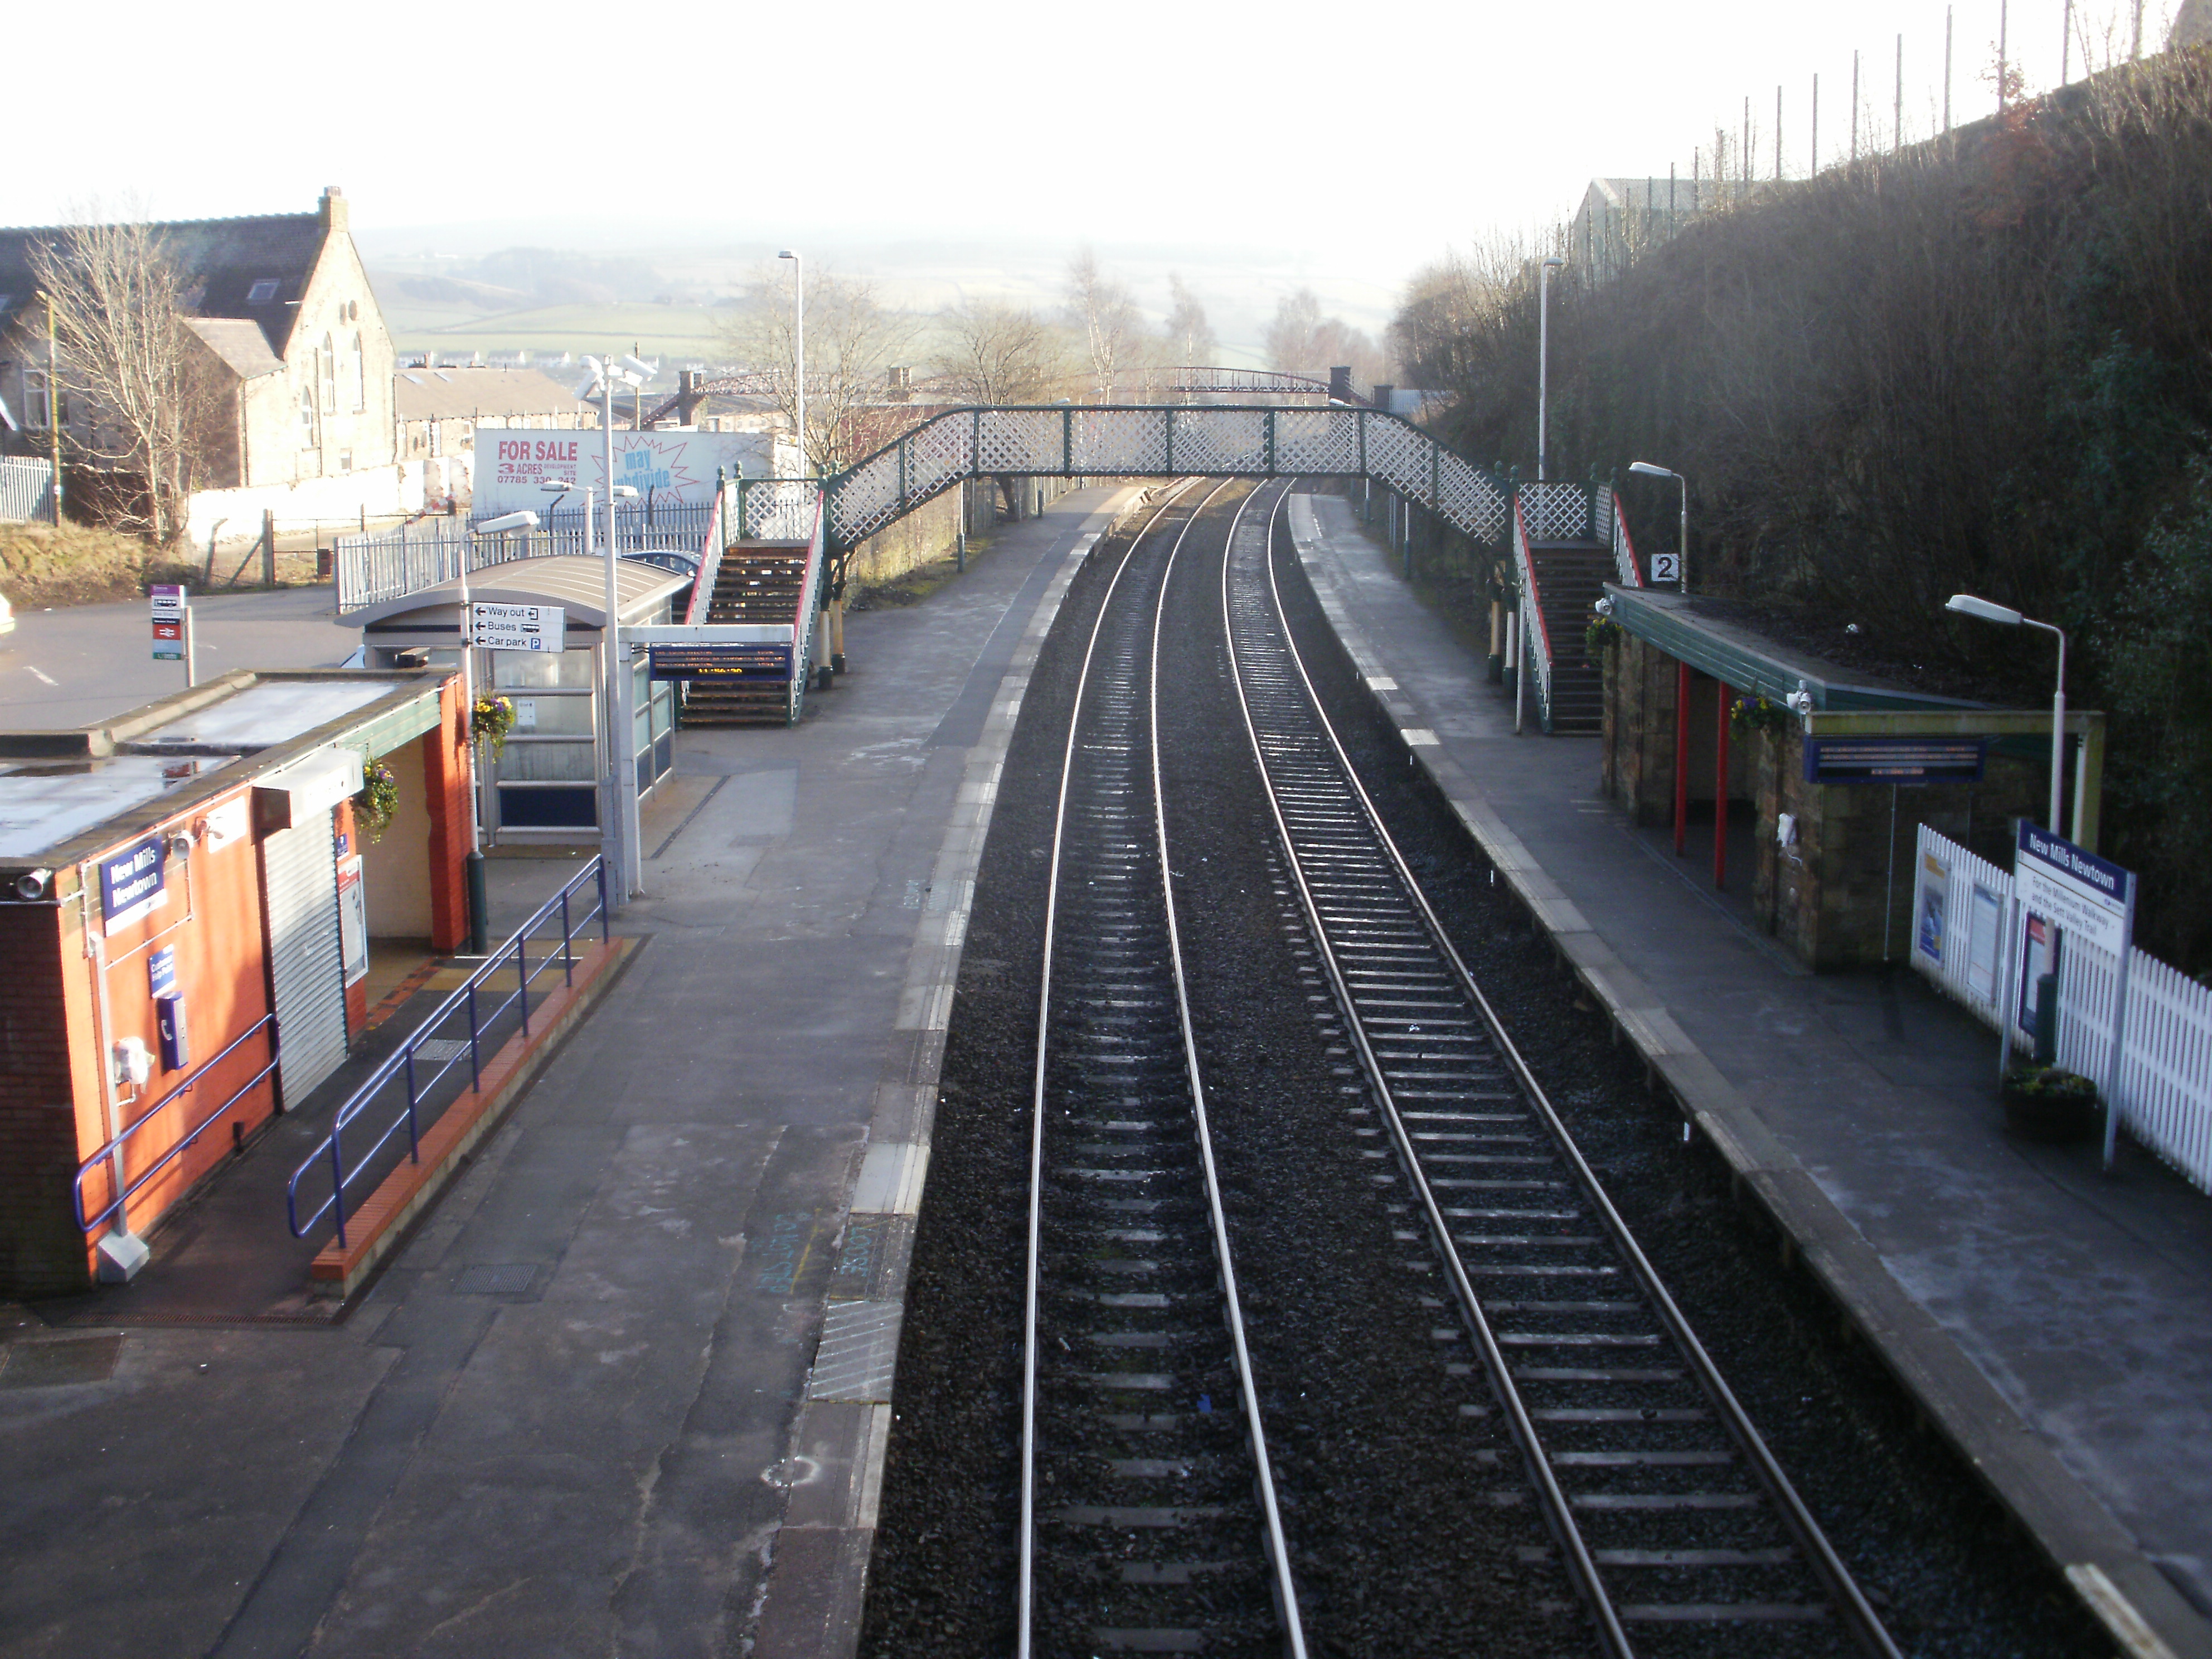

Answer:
[2001,1070,2103,1145]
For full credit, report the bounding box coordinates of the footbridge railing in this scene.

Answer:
[819,404,1512,551]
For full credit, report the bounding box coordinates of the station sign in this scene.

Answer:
[469,603,565,653]
[1804,736,1985,784]
[2015,822,2132,957]
[151,584,186,661]
[99,834,168,934]
[648,642,793,683]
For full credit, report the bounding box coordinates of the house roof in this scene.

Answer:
[185,317,284,379]
[0,209,331,358]
[394,366,594,423]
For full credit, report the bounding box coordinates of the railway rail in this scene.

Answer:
[1220,486,1902,1657]
[1017,480,1307,1657]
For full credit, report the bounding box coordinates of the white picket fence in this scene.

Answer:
[1912,824,2212,1190]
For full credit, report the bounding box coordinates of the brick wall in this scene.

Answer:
[0,905,95,1296]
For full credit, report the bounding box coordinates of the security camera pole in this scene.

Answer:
[472,508,542,953]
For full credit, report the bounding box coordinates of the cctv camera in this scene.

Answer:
[13,868,52,901]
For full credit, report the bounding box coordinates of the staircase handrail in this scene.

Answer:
[788,492,827,723]
[1511,494,1556,732]
[1607,487,1645,587]
[685,484,726,626]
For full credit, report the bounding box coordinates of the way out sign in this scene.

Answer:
[469,603,565,653]
[2014,821,2137,1168]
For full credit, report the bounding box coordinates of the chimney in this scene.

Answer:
[319,186,348,232]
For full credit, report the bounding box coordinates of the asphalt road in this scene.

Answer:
[0,584,357,730]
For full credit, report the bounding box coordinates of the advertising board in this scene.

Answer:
[473,429,781,517]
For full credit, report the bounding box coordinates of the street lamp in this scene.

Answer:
[1628,460,1688,592]
[1947,593,2068,836]
[1537,256,1564,482]
[468,508,540,952]
[547,342,651,909]
[778,249,805,474]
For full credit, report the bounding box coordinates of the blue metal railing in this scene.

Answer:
[287,857,611,1246]
[74,1014,282,1234]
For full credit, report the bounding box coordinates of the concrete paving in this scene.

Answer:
[0,583,352,730]
[1289,489,2212,1659]
[0,489,1138,1659]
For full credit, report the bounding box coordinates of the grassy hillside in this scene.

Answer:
[1399,48,2212,968]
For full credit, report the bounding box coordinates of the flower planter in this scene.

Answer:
[2000,1067,2103,1145]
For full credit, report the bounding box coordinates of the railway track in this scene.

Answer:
[1220,487,1903,1658]
[1017,480,1307,1658]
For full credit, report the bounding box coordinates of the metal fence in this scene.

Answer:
[1911,824,2212,1191]
[0,457,55,523]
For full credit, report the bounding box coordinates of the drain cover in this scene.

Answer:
[411,1038,471,1065]
[1,1335,123,1388]
[452,1263,538,1296]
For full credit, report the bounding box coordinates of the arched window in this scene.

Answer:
[319,333,337,415]
[351,332,366,413]
[299,384,318,447]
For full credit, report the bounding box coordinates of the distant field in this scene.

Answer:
[380,298,734,365]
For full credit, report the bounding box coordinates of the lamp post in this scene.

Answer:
[1628,460,1688,593]
[470,508,540,953]
[778,249,805,474]
[1947,593,2068,835]
[1537,256,1564,482]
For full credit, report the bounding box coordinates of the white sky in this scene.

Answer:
[4,0,2177,339]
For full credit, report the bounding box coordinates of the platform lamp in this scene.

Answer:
[1946,593,2067,836]
[1628,461,1688,593]
[1537,256,1564,482]
[778,249,804,476]
[470,508,540,953]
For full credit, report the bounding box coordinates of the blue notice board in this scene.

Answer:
[99,834,167,930]
[148,944,177,997]
[1805,736,1986,784]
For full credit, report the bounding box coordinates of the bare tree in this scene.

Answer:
[722,263,920,474]
[1164,274,1218,368]
[930,298,1071,405]
[1264,286,1389,386]
[30,217,217,543]
[1063,248,1146,400]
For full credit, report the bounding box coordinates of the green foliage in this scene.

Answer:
[1399,54,2212,964]
[471,693,517,758]
[354,759,398,843]
[1729,694,1796,738]
[1584,613,1622,667]
[2003,1064,2098,1104]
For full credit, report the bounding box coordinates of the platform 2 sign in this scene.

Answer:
[648,643,793,683]
[1804,736,1986,784]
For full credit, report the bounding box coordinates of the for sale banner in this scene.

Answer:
[473,430,778,518]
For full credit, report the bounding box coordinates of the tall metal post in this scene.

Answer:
[43,291,63,525]
[1537,258,1563,481]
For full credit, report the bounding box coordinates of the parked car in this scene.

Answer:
[620,546,702,613]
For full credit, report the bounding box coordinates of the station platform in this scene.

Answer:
[8,477,2206,1659]
[0,487,1143,1659]
[1288,491,2212,1659]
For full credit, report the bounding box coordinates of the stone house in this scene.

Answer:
[0,188,400,545]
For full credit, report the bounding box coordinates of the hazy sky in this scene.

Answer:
[5,0,2176,328]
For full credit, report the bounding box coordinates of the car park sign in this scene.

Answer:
[469,603,565,653]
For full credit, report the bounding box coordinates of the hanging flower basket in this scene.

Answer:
[472,694,517,757]
[354,758,398,843]
[1584,613,1623,668]
[1729,693,1797,739]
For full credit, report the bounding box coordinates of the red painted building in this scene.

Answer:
[0,669,469,1295]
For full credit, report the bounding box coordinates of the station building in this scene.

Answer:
[0,669,469,1296]
[1597,585,2106,969]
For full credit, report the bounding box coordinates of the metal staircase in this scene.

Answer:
[679,547,813,726]
[1510,482,1647,735]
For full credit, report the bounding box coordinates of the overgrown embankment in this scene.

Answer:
[0,522,193,608]
[1401,48,2212,967]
